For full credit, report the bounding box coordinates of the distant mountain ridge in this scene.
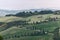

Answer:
[0,9,20,16]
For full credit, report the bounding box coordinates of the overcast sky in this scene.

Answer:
[0,0,60,10]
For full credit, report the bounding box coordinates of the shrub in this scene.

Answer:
[0,35,3,40]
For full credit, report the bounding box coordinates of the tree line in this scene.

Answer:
[6,10,54,17]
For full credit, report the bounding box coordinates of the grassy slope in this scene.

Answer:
[0,27,38,37]
[0,16,23,23]
[0,14,60,23]
[0,14,60,40]
[0,27,53,40]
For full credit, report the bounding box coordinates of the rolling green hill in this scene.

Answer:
[0,14,60,40]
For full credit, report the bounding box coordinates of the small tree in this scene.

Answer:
[0,35,3,40]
